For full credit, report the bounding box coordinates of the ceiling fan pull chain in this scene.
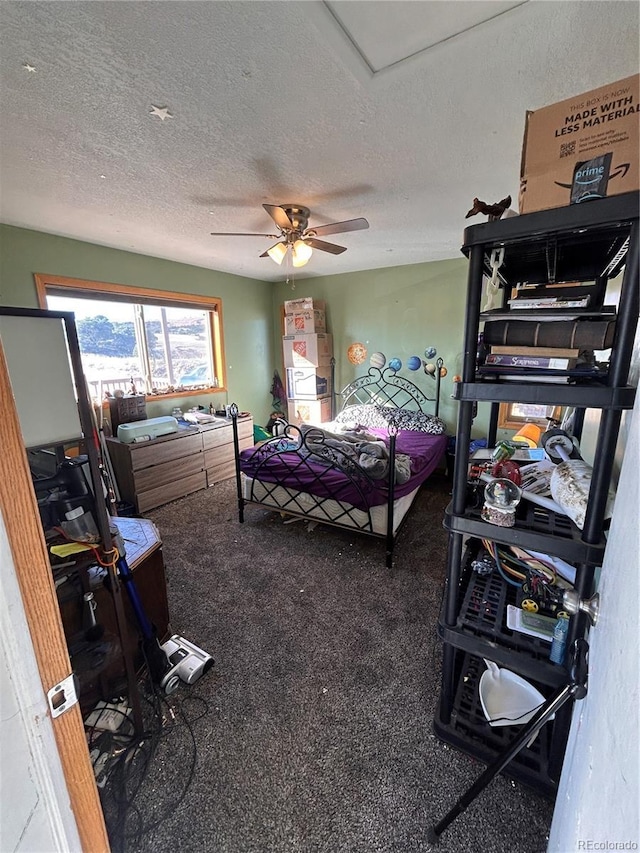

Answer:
[285,250,296,290]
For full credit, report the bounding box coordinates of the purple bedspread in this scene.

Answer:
[239,427,446,511]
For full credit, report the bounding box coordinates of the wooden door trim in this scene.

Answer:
[0,343,110,851]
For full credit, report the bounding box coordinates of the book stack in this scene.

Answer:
[507,280,600,312]
[478,344,601,383]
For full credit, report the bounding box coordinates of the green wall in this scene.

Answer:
[1,224,492,436]
[273,260,492,436]
[0,225,275,421]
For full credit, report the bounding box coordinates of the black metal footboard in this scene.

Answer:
[230,405,402,567]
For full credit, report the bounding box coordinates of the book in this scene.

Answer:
[484,353,576,369]
[482,306,615,321]
[490,373,573,384]
[470,447,547,462]
[517,460,555,497]
[490,345,580,357]
[512,281,586,290]
[477,365,606,383]
[509,281,601,304]
[506,295,591,310]
[485,373,606,384]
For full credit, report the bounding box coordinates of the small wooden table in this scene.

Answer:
[54,517,171,712]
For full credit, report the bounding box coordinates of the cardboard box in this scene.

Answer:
[520,74,639,214]
[287,397,332,425]
[284,297,325,315]
[286,367,332,400]
[284,309,326,335]
[282,333,333,368]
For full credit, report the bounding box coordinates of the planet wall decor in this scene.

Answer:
[407,355,422,371]
[370,351,386,369]
[347,342,367,365]
[424,347,437,359]
[388,357,402,372]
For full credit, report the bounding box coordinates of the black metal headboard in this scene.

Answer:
[339,358,443,417]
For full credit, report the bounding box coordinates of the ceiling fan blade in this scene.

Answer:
[263,204,294,231]
[306,217,369,238]
[260,240,287,258]
[305,238,347,255]
[210,232,279,237]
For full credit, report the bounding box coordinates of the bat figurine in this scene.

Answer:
[465,195,512,221]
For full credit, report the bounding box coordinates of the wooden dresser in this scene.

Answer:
[106,415,253,513]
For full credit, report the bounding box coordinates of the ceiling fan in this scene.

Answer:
[210,204,369,267]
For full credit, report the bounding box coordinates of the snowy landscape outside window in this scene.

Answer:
[35,275,224,401]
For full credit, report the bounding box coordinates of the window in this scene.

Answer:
[35,275,225,402]
[498,402,563,431]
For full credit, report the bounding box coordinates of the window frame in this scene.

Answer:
[34,274,226,401]
[497,401,563,431]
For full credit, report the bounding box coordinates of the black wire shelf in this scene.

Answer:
[438,542,570,687]
[444,500,606,565]
[433,652,560,798]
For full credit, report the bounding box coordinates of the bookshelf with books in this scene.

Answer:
[435,191,639,794]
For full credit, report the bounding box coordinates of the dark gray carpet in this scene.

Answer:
[107,473,553,852]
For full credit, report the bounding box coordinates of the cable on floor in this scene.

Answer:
[93,664,211,852]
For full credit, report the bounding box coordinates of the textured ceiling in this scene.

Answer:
[0,1,638,283]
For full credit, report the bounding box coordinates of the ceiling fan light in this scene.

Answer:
[267,242,287,265]
[292,239,313,267]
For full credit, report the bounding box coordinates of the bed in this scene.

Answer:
[230,364,448,567]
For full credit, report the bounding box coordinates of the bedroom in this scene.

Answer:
[1,2,639,852]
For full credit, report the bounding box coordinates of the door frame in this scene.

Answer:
[0,341,110,851]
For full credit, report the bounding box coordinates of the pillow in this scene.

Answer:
[334,404,389,429]
[389,409,446,434]
[336,404,446,434]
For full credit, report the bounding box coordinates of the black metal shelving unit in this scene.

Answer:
[434,191,639,797]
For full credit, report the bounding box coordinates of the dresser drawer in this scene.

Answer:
[201,424,232,451]
[134,451,204,493]
[137,471,207,513]
[129,432,203,471]
[205,458,237,486]
[204,429,252,486]
[204,435,252,470]
[202,419,253,451]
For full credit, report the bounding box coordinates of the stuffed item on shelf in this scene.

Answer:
[541,428,615,529]
[465,195,512,221]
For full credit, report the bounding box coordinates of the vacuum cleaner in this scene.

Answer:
[115,550,214,695]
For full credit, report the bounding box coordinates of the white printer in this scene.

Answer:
[117,416,179,443]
